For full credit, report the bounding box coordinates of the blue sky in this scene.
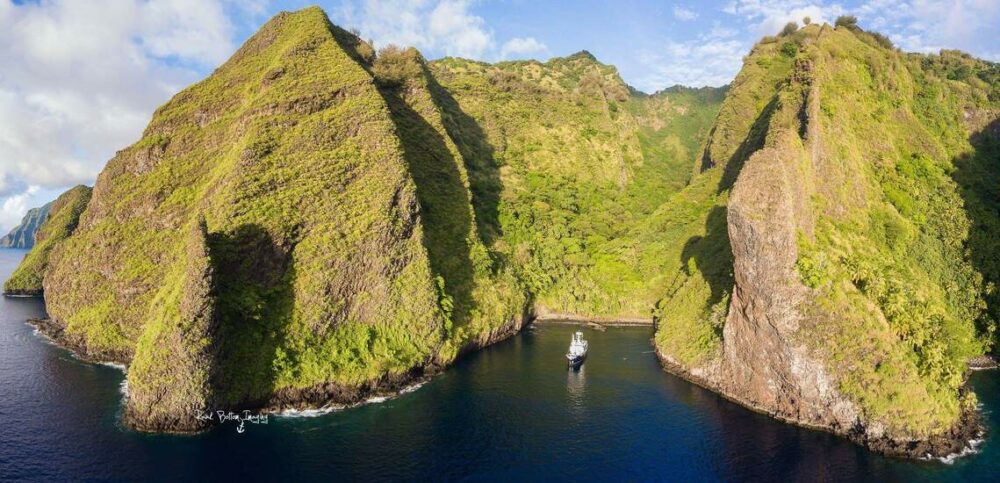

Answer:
[0,0,998,232]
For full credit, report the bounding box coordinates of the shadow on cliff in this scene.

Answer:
[696,95,779,193]
[375,66,483,330]
[329,20,518,326]
[207,223,295,408]
[720,96,779,192]
[326,20,503,246]
[671,95,775,330]
[680,206,735,335]
[425,74,505,247]
[952,116,1000,352]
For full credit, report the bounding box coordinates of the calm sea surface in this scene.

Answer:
[0,248,996,482]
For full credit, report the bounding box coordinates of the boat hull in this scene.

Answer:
[566,354,586,367]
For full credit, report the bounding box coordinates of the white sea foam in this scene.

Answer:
[274,381,427,418]
[119,379,129,398]
[31,326,55,345]
[399,381,426,394]
[926,436,985,465]
[275,405,342,418]
[100,361,127,372]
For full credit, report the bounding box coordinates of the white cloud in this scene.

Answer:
[673,6,698,21]
[634,16,750,91]
[337,0,498,59]
[335,0,552,61]
[636,36,745,90]
[858,0,1000,59]
[0,0,258,230]
[0,186,39,234]
[428,0,493,58]
[723,1,843,36]
[500,37,548,59]
[722,0,1000,61]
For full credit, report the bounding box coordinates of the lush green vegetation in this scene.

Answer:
[730,24,998,436]
[19,8,528,414]
[3,185,90,294]
[38,8,448,405]
[651,32,799,366]
[431,55,726,319]
[370,45,526,362]
[125,218,216,429]
[9,7,998,440]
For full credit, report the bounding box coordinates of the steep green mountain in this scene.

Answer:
[0,202,52,249]
[24,8,526,432]
[8,7,998,458]
[655,23,1000,457]
[3,185,90,295]
[429,55,725,318]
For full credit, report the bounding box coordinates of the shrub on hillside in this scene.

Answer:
[866,31,895,50]
[780,21,799,36]
[373,45,423,87]
[835,15,859,29]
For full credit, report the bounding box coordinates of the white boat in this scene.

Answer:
[566,331,588,367]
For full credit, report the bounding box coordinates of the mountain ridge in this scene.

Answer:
[6,7,998,458]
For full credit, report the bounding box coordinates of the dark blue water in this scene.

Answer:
[0,249,997,481]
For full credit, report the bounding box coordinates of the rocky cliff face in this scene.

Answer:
[42,8,457,429]
[7,8,998,456]
[10,7,528,431]
[3,185,90,296]
[656,23,999,458]
[0,203,51,249]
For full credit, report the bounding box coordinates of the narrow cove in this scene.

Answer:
[1,250,996,481]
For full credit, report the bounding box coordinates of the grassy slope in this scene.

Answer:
[795,25,999,435]
[14,7,995,439]
[42,8,446,406]
[3,185,91,295]
[429,54,725,319]
[657,23,1000,437]
[653,35,798,366]
[371,46,528,361]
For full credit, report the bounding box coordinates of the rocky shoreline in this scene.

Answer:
[24,311,988,460]
[28,317,131,366]
[532,310,652,326]
[968,355,999,371]
[27,309,533,433]
[654,344,986,461]
[266,307,535,416]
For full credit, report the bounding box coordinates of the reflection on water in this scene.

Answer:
[566,364,586,410]
[0,248,997,483]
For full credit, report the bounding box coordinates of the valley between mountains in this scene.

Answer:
[5,7,999,459]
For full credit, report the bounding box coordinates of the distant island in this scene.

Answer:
[0,202,52,249]
[6,7,998,459]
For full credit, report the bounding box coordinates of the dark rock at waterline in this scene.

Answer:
[969,355,999,371]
